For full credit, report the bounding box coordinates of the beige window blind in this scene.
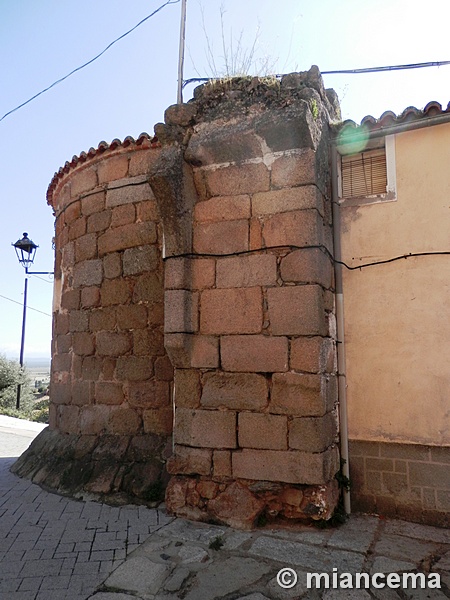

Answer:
[341,148,387,198]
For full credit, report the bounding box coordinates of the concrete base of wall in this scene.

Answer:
[11,428,171,506]
[349,439,450,528]
[165,475,340,530]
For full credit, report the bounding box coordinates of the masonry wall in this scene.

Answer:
[149,69,342,528]
[13,136,173,502]
[339,122,450,527]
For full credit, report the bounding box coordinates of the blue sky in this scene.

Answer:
[1,0,449,360]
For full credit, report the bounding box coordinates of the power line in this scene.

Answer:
[182,60,450,88]
[0,294,51,317]
[0,0,180,124]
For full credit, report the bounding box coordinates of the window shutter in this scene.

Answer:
[341,148,387,198]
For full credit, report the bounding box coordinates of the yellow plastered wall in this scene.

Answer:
[340,121,450,446]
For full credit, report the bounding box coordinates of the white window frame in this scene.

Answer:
[337,134,397,206]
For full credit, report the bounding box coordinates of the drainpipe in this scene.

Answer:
[331,144,351,514]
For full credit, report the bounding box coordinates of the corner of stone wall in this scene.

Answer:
[149,67,341,529]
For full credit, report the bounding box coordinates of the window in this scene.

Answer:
[338,135,396,205]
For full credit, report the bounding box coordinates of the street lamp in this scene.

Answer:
[12,233,53,409]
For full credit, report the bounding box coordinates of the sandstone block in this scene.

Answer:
[98,222,157,255]
[232,446,339,485]
[127,380,170,408]
[98,155,129,183]
[52,353,72,374]
[164,290,199,333]
[103,252,122,279]
[271,149,316,189]
[64,200,81,225]
[80,286,100,308]
[87,210,112,233]
[73,332,95,356]
[133,329,165,356]
[50,382,72,405]
[96,331,131,357]
[200,287,262,334]
[253,186,322,216]
[165,334,219,369]
[116,305,148,330]
[143,406,173,436]
[201,372,268,410]
[111,203,136,228]
[123,245,158,275]
[238,413,288,450]
[68,217,87,240]
[132,272,163,304]
[68,310,89,333]
[73,259,103,288]
[216,254,277,288]
[58,405,81,434]
[56,334,72,354]
[164,257,215,290]
[137,199,159,221]
[129,148,160,177]
[221,335,288,372]
[167,447,212,476]
[267,285,327,336]
[206,162,270,196]
[71,167,97,196]
[80,356,102,380]
[213,450,232,477]
[95,382,124,405]
[250,217,263,250]
[80,405,110,434]
[154,355,174,381]
[289,412,337,452]
[194,220,248,255]
[175,408,237,448]
[71,380,92,406]
[116,356,153,381]
[271,372,335,416]
[262,209,323,248]
[75,233,97,262]
[81,190,105,216]
[194,195,251,222]
[108,408,142,435]
[106,177,154,207]
[101,279,132,306]
[174,369,201,408]
[61,289,80,311]
[290,336,335,373]
[280,248,333,288]
[89,307,117,331]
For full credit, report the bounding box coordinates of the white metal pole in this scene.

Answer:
[177,0,187,104]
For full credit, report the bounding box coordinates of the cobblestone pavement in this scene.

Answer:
[1,418,449,600]
[0,418,173,600]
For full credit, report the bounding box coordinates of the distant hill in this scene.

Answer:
[25,357,51,369]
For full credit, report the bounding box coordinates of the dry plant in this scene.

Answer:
[190,2,278,79]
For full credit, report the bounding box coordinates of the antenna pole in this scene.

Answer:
[177,0,187,104]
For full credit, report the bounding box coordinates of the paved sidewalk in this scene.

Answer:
[1,419,449,599]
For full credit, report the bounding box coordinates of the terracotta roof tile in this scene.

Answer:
[47,133,160,206]
[335,101,450,136]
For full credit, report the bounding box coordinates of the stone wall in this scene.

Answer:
[13,135,173,503]
[14,68,345,527]
[149,68,342,528]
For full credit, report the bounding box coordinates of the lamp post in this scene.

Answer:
[12,233,52,409]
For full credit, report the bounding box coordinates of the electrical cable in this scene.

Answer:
[0,294,51,317]
[29,274,54,284]
[162,245,450,271]
[182,60,450,88]
[0,0,180,124]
